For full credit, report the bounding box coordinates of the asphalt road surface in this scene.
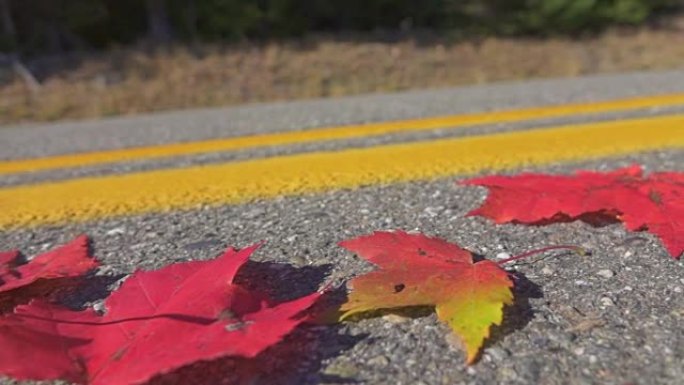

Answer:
[1,70,684,385]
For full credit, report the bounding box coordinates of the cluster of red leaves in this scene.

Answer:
[462,165,684,259]
[0,238,320,385]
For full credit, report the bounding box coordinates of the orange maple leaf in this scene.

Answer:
[339,231,513,363]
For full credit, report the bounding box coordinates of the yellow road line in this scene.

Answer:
[1,114,683,229]
[3,93,684,175]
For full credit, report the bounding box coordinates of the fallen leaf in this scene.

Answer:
[462,165,684,259]
[0,235,98,312]
[339,231,513,363]
[0,244,320,385]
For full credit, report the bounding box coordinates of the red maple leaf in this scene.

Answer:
[0,244,320,385]
[339,231,513,363]
[0,235,99,311]
[462,165,684,258]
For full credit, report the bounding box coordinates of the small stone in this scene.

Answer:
[290,255,307,266]
[574,280,588,286]
[423,206,441,217]
[484,347,509,361]
[92,301,106,313]
[541,266,554,276]
[105,227,126,236]
[599,297,615,307]
[242,208,264,219]
[286,235,297,243]
[589,355,598,364]
[466,367,477,375]
[596,269,615,278]
[94,264,114,276]
[323,362,358,378]
[495,252,511,261]
[623,251,633,258]
[498,367,518,380]
[573,347,585,355]
[381,314,411,324]
[368,355,390,367]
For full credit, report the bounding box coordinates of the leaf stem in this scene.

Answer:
[497,245,585,265]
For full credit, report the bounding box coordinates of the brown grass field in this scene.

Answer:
[2,20,684,125]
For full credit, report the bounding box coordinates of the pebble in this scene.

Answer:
[92,301,106,313]
[599,297,616,307]
[290,255,307,266]
[484,347,509,361]
[596,269,615,278]
[498,367,518,380]
[367,355,390,367]
[423,206,441,217]
[382,314,411,324]
[323,362,359,378]
[105,227,126,236]
[242,208,264,219]
[541,266,554,275]
[495,252,512,261]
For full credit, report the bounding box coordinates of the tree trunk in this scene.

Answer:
[0,0,40,92]
[0,0,15,38]
[146,0,173,44]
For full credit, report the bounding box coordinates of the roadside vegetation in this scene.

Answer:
[1,0,683,124]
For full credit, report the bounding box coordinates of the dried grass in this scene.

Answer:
[2,23,684,124]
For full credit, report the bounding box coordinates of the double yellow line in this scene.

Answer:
[2,93,684,229]
[3,93,684,176]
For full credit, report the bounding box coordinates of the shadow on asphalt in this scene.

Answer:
[484,272,543,359]
[149,261,366,385]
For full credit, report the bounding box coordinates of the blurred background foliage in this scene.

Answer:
[1,0,681,55]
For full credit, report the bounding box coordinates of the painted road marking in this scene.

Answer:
[1,113,683,229]
[2,93,684,175]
